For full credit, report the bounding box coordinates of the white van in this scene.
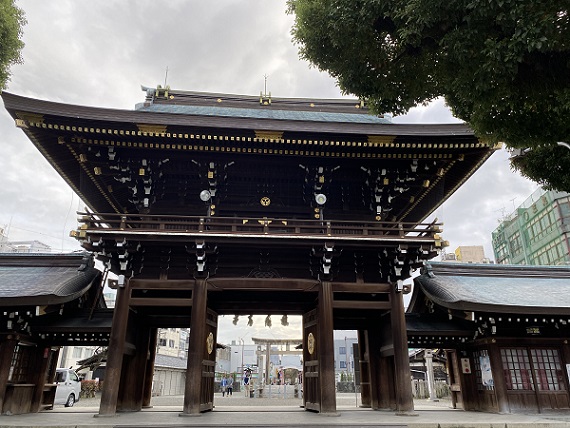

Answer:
[54,368,81,407]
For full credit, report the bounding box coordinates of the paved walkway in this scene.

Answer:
[1,394,569,427]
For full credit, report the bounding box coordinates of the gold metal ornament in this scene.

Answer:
[260,196,271,207]
[307,333,315,355]
[206,332,214,355]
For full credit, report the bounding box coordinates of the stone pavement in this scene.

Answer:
[1,393,569,428]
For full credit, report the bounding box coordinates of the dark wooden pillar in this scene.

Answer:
[181,278,207,416]
[369,316,395,410]
[0,336,17,413]
[445,350,458,409]
[117,322,150,412]
[142,328,158,408]
[318,281,337,414]
[562,340,570,366]
[389,286,415,414]
[30,346,52,412]
[384,356,397,409]
[357,330,371,408]
[98,279,131,416]
[561,341,570,407]
[366,326,382,410]
[488,342,509,413]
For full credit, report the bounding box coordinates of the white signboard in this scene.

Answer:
[461,357,472,374]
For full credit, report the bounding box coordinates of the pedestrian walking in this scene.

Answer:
[221,375,228,397]
[226,375,233,396]
[243,373,251,397]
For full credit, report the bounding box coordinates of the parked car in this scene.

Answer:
[54,368,81,407]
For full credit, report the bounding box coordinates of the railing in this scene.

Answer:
[74,212,443,241]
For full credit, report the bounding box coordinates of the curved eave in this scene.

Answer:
[415,262,570,315]
[2,91,477,137]
[1,92,497,222]
[0,253,101,307]
[0,271,100,307]
[401,146,498,222]
[420,290,570,315]
[31,308,113,334]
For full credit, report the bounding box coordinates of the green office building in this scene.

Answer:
[492,189,570,265]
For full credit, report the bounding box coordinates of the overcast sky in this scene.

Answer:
[0,1,539,344]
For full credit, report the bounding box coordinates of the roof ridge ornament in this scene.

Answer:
[155,84,170,99]
[260,74,271,106]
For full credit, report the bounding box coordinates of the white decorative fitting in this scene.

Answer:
[315,193,327,205]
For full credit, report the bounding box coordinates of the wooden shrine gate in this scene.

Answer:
[1,88,497,416]
[78,214,437,416]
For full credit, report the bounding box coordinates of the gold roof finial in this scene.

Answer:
[260,74,271,106]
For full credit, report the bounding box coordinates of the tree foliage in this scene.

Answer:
[288,0,570,190]
[0,0,25,90]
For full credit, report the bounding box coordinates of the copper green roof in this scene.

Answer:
[137,103,392,125]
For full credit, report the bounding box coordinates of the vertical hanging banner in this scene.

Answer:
[480,356,494,387]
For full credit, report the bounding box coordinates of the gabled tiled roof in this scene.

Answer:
[414,262,570,314]
[0,253,100,306]
[154,354,188,370]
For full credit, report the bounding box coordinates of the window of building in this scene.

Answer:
[501,348,532,390]
[509,232,522,256]
[8,345,31,383]
[531,349,565,391]
[169,339,175,348]
[158,338,167,347]
[339,361,347,369]
[339,347,346,355]
[530,237,566,265]
[559,201,570,224]
[501,347,565,391]
[72,347,82,358]
[494,242,509,264]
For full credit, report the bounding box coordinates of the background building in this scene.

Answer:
[157,328,190,359]
[492,189,570,265]
[8,240,52,253]
[334,337,358,381]
[454,246,490,263]
[57,345,100,374]
[0,233,52,253]
[440,246,491,263]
